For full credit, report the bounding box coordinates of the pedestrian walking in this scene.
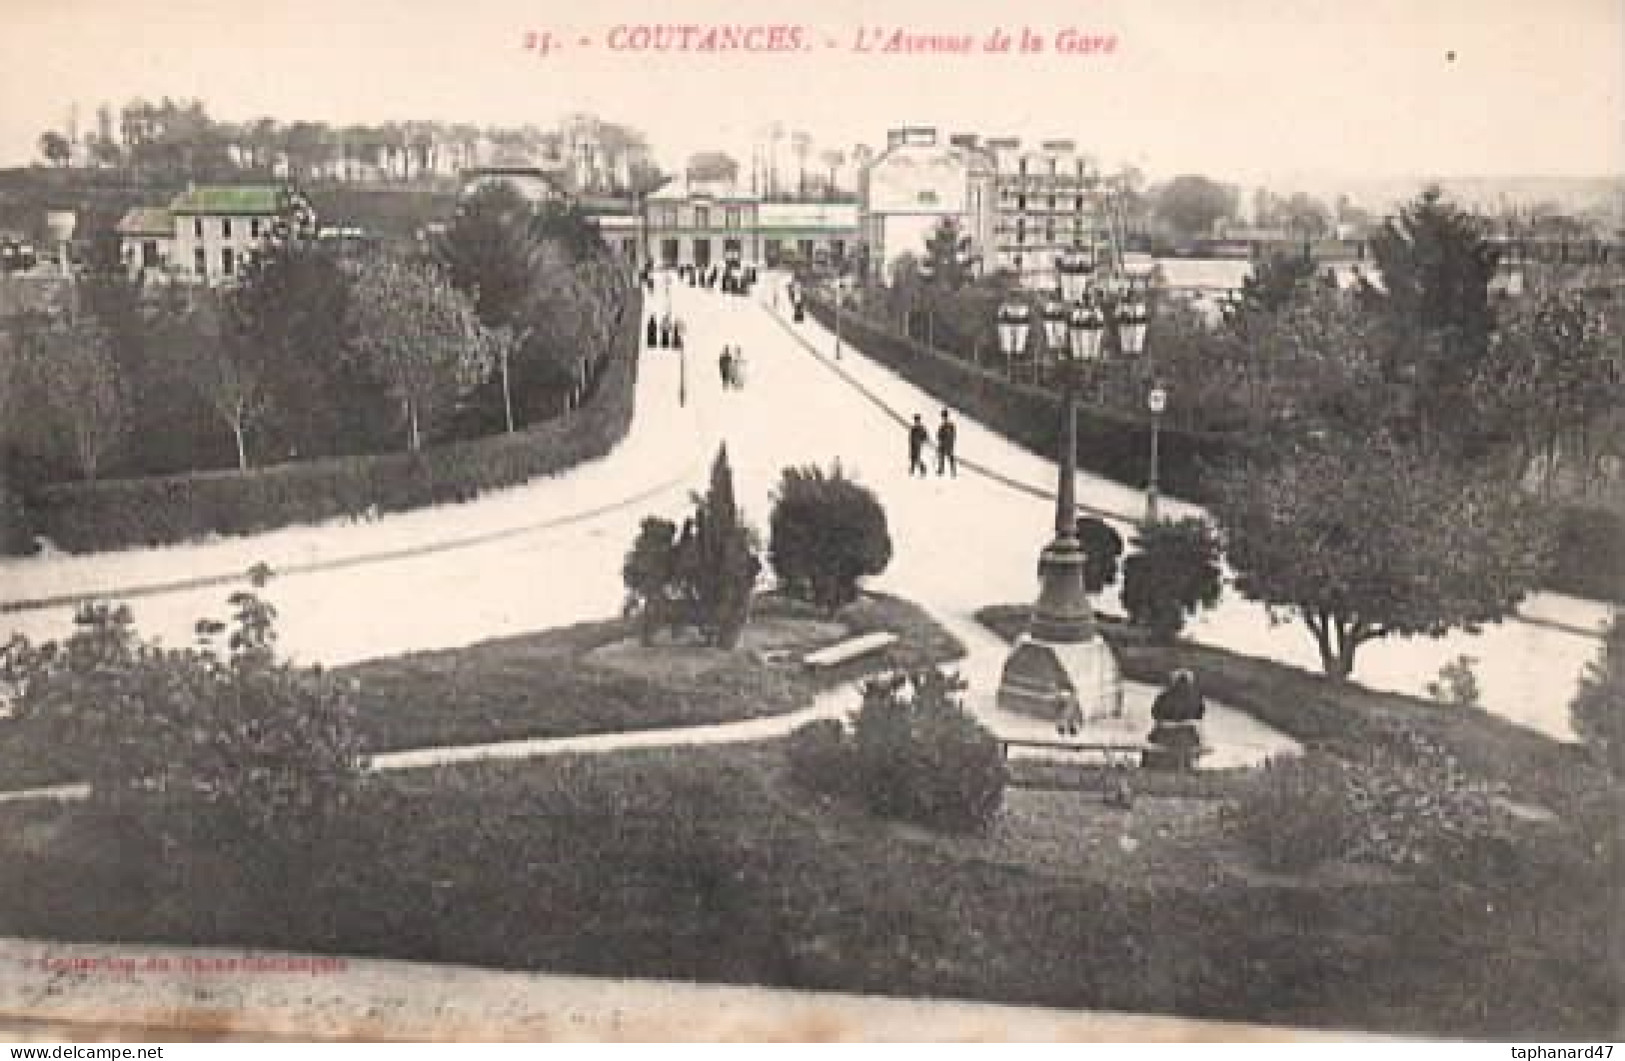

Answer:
[646,313,658,349]
[660,314,673,349]
[719,346,734,389]
[908,414,930,476]
[673,319,685,352]
[936,409,958,477]
[732,348,748,389]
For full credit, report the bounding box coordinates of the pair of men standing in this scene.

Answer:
[909,410,957,477]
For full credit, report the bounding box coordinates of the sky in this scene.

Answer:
[2,0,1620,189]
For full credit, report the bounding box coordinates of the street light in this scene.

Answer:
[1040,299,1070,388]
[1144,382,1167,524]
[995,291,1123,725]
[996,301,1030,386]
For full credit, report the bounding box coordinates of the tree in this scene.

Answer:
[1120,517,1224,642]
[230,243,394,459]
[691,446,759,649]
[38,131,71,166]
[170,292,268,470]
[1076,516,1125,593]
[622,516,682,645]
[1474,286,1624,495]
[769,464,892,615]
[1570,614,1624,777]
[35,317,126,479]
[348,256,494,451]
[1153,174,1237,241]
[685,150,739,184]
[1367,186,1501,456]
[1210,439,1552,680]
[1236,250,1320,314]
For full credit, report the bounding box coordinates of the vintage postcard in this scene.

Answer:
[0,0,1619,1042]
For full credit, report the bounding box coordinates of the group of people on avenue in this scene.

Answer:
[718,345,748,389]
[646,312,685,350]
[907,410,958,477]
[670,262,757,296]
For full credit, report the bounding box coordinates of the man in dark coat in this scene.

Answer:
[646,313,659,348]
[719,346,734,389]
[908,415,930,476]
[936,410,958,477]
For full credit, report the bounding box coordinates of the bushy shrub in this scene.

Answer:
[622,447,760,648]
[1222,751,1357,872]
[1225,734,1513,875]
[769,463,892,615]
[1425,655,1483,709]
[1076,516,1125,593]
[0,575,366,846]
[1571,614,1624,777]
[850,670,1006,833]
[1121,517,1224,641]
[786,717,853,798]
[1342,729,1512,871]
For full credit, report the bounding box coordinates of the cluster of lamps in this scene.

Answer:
[997,247,1168,526]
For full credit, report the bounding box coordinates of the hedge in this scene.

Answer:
[803,295,1257,501]
[24,294,642,553]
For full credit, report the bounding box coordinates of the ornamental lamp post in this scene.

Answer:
[995,294,1123,727]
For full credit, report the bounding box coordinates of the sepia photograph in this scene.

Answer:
[0,0,1620,1042]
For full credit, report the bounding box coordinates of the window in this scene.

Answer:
[724,207,740,229]
[798,239,814,260]
[1018,158,1027,175]
[193,218,203,239]
[694,206,710,229]
[222,217,232,239]
[250,218,261,239]
[222,247,235,276]
[917,189,938,205]
[1017,195,1026,212]
[194,248,207,275]
[141,240,160,268]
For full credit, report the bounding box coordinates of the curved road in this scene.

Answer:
[2,273,1612,740]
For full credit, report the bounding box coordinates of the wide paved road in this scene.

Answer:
[3,273,1611,740]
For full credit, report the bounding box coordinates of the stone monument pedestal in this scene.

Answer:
[996,632,1123,726]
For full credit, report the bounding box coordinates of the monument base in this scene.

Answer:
[996,633,1124,725]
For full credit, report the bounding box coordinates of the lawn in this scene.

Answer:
[0,739,1615,1038]
[0,591,963,790]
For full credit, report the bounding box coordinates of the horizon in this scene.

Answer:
[3,0,1620,197]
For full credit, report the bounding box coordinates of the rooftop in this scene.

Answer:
[169,185,293,216]
[647,175,757,203]
[116,207,175,237]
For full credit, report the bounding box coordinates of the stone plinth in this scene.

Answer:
[996,633,1123,725]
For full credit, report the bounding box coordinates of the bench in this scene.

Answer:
[1000,737,1155,770]
[801,631,899,670]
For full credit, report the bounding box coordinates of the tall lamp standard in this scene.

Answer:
[995,295,1122,726]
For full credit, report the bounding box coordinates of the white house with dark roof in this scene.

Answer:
[166,184,314,284]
